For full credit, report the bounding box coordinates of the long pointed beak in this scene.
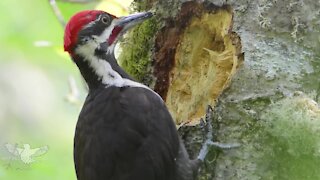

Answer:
[108,12,153,45]
[117,12,153,29]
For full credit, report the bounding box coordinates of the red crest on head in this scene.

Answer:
[64,10,104,53]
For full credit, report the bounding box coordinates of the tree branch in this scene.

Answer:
[49,0,66,27]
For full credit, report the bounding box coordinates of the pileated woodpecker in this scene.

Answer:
[64,10,211,180]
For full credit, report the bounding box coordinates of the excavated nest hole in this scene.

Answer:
[153,2,243,125]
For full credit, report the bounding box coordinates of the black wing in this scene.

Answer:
[74,86,179,180]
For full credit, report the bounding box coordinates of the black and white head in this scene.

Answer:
[64,10,153,57]
[63,10,153,89]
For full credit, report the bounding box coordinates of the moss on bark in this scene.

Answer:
[120,1,243,125]
[118,17,158,85]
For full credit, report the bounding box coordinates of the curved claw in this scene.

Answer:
[197,105,240,162]
[207,140,241,149]
[197,105,214,161]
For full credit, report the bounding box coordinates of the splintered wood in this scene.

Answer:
[153,2,243,125]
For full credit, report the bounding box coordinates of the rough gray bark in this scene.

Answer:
[120,0,320,179]
[209,1,320,179]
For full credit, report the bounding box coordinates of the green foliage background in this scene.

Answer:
[0,0,127,179]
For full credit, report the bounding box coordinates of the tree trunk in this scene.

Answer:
[119,0,320,179]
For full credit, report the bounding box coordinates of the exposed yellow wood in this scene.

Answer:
[166,9,243,124]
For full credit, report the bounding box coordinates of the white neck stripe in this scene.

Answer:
[75,41,163,101]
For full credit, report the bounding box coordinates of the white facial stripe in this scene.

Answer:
[74,40,163,100]
[90,20,118,53]
[83,20,96,29]
[92,19,119,43]
[83,13,104,29]
[82,18,122,55]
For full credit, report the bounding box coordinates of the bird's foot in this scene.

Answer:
[197,105,213,161]
[206,140,240,149]
[197,105,240,161]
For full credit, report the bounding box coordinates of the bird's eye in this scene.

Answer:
[101,16,110,25]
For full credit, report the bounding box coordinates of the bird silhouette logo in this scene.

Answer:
[2,143,49,166]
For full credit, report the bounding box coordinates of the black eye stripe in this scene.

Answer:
[77,13,112,44]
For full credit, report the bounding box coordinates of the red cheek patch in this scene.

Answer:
[108,26,123,45]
